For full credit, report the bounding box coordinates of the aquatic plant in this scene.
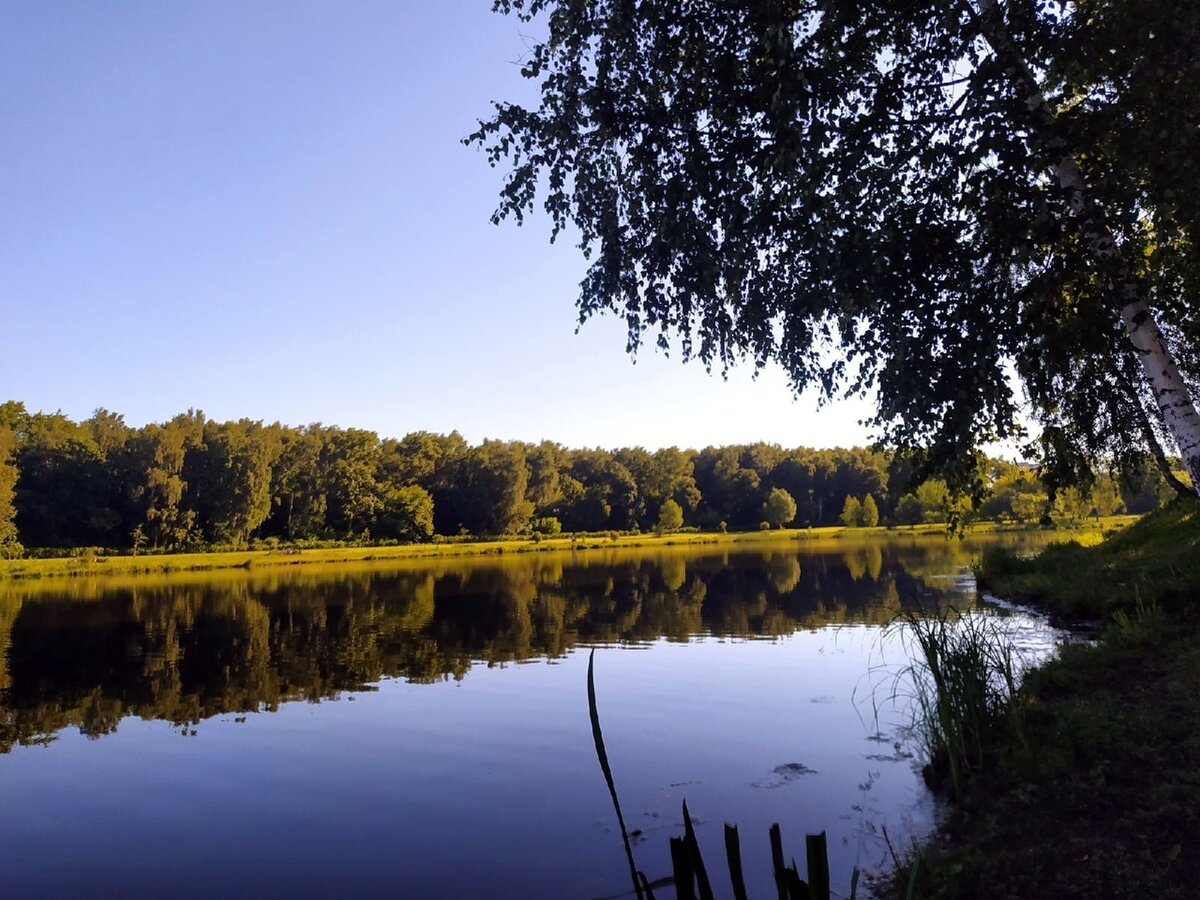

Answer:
[668,806,847,900]
[891,609,1025,799]
[588,648,649,899]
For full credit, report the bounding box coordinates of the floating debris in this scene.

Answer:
[753,761,819,788]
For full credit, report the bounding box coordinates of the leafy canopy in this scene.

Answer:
[470,0,1200,492]
[762,486,798,528]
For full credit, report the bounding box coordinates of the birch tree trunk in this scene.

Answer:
[974,0,1200,494]
[1115,367,1196,497]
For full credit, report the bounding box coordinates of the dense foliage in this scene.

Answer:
[469,0,1200,494]
[0,401,1179,554]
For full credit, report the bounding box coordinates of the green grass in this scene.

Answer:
[0,528,812,581]
[977,500,1200,618]
[905,499,1200,899]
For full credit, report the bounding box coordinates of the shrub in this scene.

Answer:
[532,516,562,536]
[656,499,684,533]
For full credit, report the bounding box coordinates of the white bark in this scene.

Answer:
[974,0,1200,494]
[1115,366,1196,497]
[1121,301,1200,490]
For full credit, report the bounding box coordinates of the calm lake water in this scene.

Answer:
[0,534,1061,898]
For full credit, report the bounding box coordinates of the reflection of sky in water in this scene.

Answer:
[0,534,1065,898]
[1,635,935,898]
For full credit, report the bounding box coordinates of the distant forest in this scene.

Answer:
[0,401,1181,556]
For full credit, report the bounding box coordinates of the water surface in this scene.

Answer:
[0,533,1059,897]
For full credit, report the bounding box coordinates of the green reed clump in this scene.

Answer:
[894,610,1024,799]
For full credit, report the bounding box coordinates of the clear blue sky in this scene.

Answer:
[1,1,873,450]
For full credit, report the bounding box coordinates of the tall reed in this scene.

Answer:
[892,608,1025,798]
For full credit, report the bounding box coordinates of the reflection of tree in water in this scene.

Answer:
[842,544,884,582]
[660,556,687,592]
[0,543,975,751]
[763,553,802,594]
[0,597,18,693]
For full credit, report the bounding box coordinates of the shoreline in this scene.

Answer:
[0,518,1133,583]
[904,501,1200,898]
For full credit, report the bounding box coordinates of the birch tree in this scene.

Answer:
[470,0,1200,495]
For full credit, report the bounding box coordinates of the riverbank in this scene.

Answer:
[906,500,1200,898]
[0,518,1131,582]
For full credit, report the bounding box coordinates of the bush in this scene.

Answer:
[532,516,562,536]
[656,499,684,533]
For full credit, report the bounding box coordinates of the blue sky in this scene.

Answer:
[1,1,873,450]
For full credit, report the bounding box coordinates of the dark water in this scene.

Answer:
[0,534,1059,898]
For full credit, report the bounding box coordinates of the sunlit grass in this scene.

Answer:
[0,517,1136,584]
[978,501,1199,618]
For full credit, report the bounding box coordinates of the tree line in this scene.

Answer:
[0,400,1180,556]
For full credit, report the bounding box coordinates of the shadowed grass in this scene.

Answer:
[904,500,1200,899]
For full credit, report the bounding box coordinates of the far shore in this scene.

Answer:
[0,517,1136,583]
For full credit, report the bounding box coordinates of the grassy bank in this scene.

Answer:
[0,518,1130,583]
[978,501,1200,619]
[0,524,903,581]
[907,500,1200,899]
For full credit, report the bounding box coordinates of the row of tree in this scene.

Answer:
[0,401,1182,555]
